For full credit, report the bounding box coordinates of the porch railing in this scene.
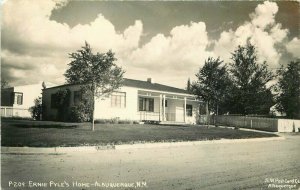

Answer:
[1,106,31,118]
[138,111,180,122]
[138,111,160,121]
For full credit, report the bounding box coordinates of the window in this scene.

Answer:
[186,104,193,116]
[74,91,82,105]
[111,92,126,108]
[139,97,154,112]
[14,92,23,105]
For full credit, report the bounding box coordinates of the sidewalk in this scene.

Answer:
[1,136,285,154]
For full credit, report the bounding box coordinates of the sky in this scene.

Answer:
[1,0,299,88]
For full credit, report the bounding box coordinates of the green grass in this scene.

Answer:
[1,120,278,147]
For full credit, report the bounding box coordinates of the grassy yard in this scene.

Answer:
[1,120,278,147]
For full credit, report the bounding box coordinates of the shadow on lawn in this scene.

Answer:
[13,124,78,129]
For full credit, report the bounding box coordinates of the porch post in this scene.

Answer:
[184,97,186,123]
[163,95,166,121]
[159,94,162,121]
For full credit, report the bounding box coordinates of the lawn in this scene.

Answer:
[1,119,278,147]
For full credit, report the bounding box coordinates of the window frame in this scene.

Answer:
[13,92,23,105]
[111,92,126,108]
[139,97,154,112]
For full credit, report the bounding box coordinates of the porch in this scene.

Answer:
[137,90,201,124]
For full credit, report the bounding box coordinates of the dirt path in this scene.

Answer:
[2,135,300,190]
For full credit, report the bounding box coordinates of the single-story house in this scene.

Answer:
[1,82,56,118]
[42,78,203,124]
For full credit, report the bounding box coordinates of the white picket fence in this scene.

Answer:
[211,115,300,132]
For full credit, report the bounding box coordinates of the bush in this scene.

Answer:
[29,97,42,120]
[68,104,91,122]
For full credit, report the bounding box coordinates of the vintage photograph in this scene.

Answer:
[1,0,299,189]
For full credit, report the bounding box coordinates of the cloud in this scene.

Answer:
[286,38,300,58]
[1,0,298,88]
[213,1,288,67]
[124,22,214,86]
[2,0,143,85]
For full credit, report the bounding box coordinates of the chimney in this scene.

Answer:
[147,78,154,83]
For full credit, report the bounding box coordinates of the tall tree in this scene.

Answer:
[229,42,274,115]
[186,78,191,92]
[275,60,300,119]
[191,57,231,115]
[64,42,125,130]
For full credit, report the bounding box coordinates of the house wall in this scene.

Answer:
[13,84,43,109]
[94,86,139,121]
[163,99,199,124]
[42,84,201,123]
[186,100,200,124]
[1,87,14,106]
[42,85,81,121]
[1,84,44,118]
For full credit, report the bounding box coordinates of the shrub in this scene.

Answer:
[29,97,42,120]
[68,104,91,122]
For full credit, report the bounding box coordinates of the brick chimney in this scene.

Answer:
[147,78,154,83]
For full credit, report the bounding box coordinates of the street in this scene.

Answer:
[2,135,300,190]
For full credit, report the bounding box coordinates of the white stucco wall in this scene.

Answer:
[94,86,139,120]
[185,100,200,124]
[13,84,43,109]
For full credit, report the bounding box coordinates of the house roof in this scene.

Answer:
[123,78,189,94]
[44,78,190,95]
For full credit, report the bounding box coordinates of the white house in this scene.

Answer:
[42,78,202,124]
[1,82,56,118]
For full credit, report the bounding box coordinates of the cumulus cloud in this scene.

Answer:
[214,1,289,67]
[1,0,297,88]
[123,22,214,86]
[2,0,143,85]
[286,38,300,58]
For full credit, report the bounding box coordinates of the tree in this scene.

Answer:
[29,97,42,120]
[191,57,231,115]
[228,42,274,115]
[64,42,125,130]
[1,79,10,89]
[186,78,191,92]
[275,60,300,119]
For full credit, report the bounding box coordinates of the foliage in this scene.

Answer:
[228,42,274,115]
[186,78,191,92]
[68,86,93,122]
[275,60,300,119]
[64,42,125,130]
[191,57,231,114]
[1,79,10,89]
[29,97,42,120]
[54,89,71,121]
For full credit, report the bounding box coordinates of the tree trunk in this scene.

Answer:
[206,101,209,125]
[91,84,95,131]
[92,97,95,131]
